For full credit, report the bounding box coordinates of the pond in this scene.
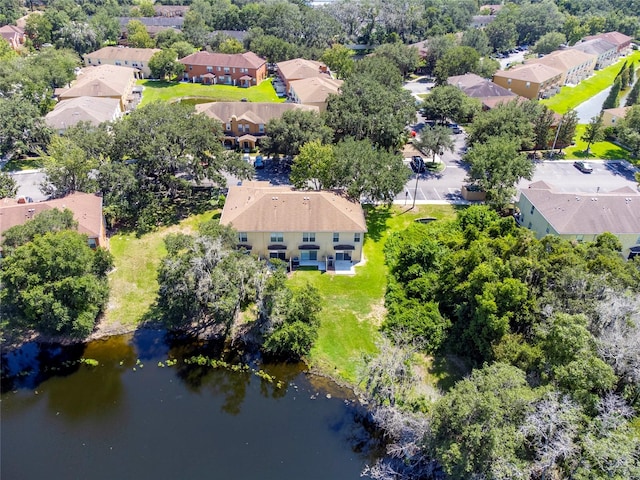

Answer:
[1,330,382,480]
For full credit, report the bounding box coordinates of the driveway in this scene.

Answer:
[403,77,435,102]
[574,85,611,122]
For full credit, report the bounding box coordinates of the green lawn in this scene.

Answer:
[289,204,458,383]
[138,78,284,105]
[542,51,640,114]
[563,124,634,160]
[105,210,218,328]
[1,156,42,172]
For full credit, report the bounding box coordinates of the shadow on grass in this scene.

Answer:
[427,354,472,392]
[140,80,177,89]
[363,205,393,242]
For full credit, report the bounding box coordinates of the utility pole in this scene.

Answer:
[412,173,419,208]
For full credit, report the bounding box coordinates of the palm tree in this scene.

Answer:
[414,125,455,163]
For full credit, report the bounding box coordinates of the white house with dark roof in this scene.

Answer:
[515,181,640,257]
[220,181,367,270]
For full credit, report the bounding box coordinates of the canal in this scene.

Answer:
[1,330,381,480]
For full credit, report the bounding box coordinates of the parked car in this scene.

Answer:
[254,155,264,169]
[574,161,593,173]
[448,123,462,134]
[410,155,426,173]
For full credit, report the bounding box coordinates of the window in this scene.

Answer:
[528,222,532,229]
[530,206,535,215]
[270,233,284,242]
[525,81,531,88]
[124,61,128,65]
[576,234,584,242]
[232,68,236,73]
[258,124,264,133]
[88,58,92,64]
[224,67,230,73]
[238,232,248,242]
[302,232,315,242]
[301,251,317,261]
[115,61,122,66]
[225,122,231,131]
[189,65,192,70]
[207,66,213,72]
[545,227,550,234]
[507,78,512,85]
[354,233,361,243]
[217,66,221,71]
[333,233,339,242]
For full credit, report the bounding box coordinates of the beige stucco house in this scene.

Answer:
[515,181,640,258]
[45,96,122,133]
[84,46,161,78]
[528,49,597,85]
[571,38,618,69]
[195,102,318,150]
[602,106,630,127]
[220,181,367,269]
[0,192,108,250]
[492,63,563,99]
[276,58,331,92]
[288,76,343,111]
[58,65,138,112]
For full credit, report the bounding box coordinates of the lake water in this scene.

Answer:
[1,330,381,480]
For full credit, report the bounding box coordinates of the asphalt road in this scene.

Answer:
[9,147,639,207]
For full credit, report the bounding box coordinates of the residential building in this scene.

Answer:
[57,65,138,112]
[276,58,331,92]
[45,96,122,133]
[219,181,367,268]
[527,49,597,85]
[492,63,563,99]
[117,16,184,37]
[0,24,25,50]
[448,73,518,109]
[515,181,640,258]
[84,46,161,78]
[179,51,267,87]
[0,192,108,250]
[195,102,319,150]
[470,15,496,29]
[571,38,618,69]
[602,106,630,127]
[288,76,343,111]
[583,31,633,55]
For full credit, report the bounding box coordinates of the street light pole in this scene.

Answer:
[412,172,419,208]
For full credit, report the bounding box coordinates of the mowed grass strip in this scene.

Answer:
[563,124,633,160]
[137,78,284,105]
[105,210,218,328]
[542,51,640,114]
[290,204,458,383]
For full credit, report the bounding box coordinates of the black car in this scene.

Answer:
[410,155,426,173]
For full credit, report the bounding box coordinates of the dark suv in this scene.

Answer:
[411,156,426,173]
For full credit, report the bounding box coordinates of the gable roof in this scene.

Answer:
[0,192,104,241]
[603,106,631,121]
[84,46,161,63]
[179,51,265,69]
[289,76,343,103]
[276,58,329,81]
[520,183,640,235]
[493,63,563,83]
[583,31,632,47]
[530,48,597,72]
[195,102,318,124]
[571,38,617,56]
[45,96,121,130]
[58,65,136,100]
[220,181,367,233]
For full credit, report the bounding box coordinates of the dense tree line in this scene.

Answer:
[364,206,640,479]
[157,220,322,359]
[0,209,113,338]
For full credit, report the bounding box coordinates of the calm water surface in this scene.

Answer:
[1,330,380,480]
